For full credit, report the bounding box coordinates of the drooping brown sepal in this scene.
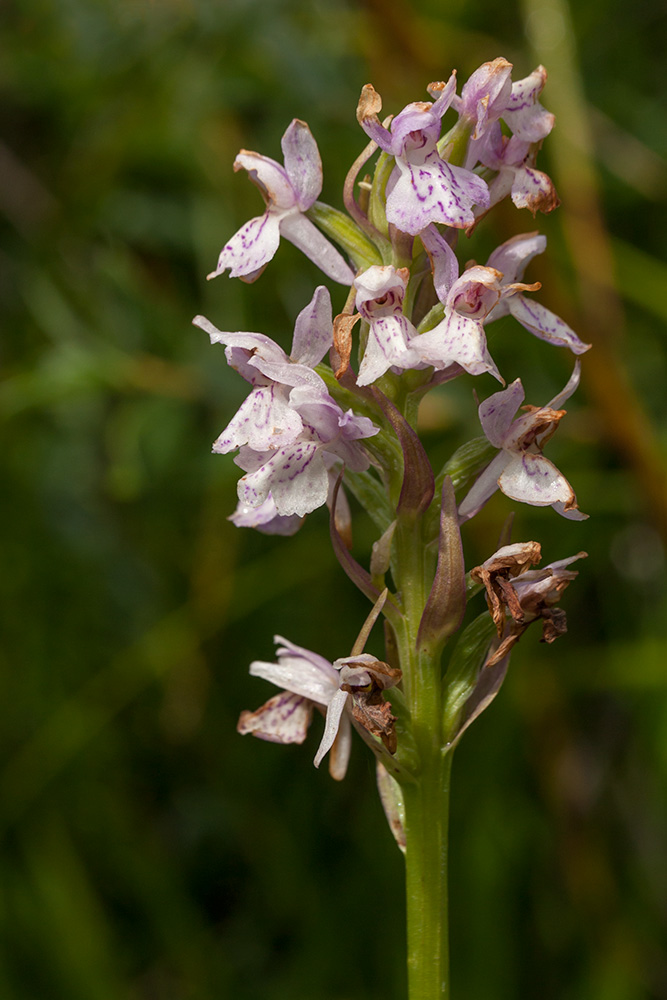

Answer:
[340,658,402,753]
[332,312,360,380]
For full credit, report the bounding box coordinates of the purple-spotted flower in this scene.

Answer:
[238,640,402,780]
[354,265,422,385]
[233,385,378,517]
[356,76,490,234]
[208,119,354,284]
[458,362,588,521]
[194,287,378,518]
[193,286,333,455]
[477,126,559,217]
[410,225,508,380]
[237,637,352,780]
[485,233,591,354]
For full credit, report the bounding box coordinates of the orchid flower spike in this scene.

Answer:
[208,119,354,284]
[458,362,588,521]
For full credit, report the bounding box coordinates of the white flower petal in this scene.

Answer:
[208,212,282,280]
[457,451,510,522]
[290,285,333,368]
[498,453,577,507]
[388,154,490,234]
[328,713,352,781]
[509,296,590,354]
[280,212,354,284]
[478,379,525,447]
[314,689,349,768]
[249,655,338,704]
[238,442,328,517]
[213,385,303,454]
[281,119,323,210]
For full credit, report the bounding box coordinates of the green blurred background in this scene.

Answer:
[1,0,666,997]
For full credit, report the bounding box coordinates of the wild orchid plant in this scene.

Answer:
[194,57,589,1000]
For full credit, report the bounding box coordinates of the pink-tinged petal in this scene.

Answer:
[420,225,459,301]
[250,358,326,390]
[486,231,546,282]
[414,312,501,380]
[458,58,513,138]
[387,154,490,233]
[509,296,591,354]
[547,360,582,410]
[288,386,378,449]
[213,385,303,454]
[327,435,373,473]
[484,166,515,211]
[424,72,458,119]
[281,119,323,210]
[354,264,408,308]
[249,654,337,704]
[290,285,333,367]
[390,104,440,153]
[208,212,282,280]
[498,452,577,507]
[280,212,354,284]
[504,66,555,143]
[447,266,503,319]
[193,315,280,358]
[229,496,304,535]
[239,441,328,516]
[328,713,352,780]
[337,408,381,442]
[314,688,349,768]
[478,378,525,446]
[194,317,273,386]
[216,329,286,358]
[237,691,313,744]
[510,165,559,215]
[288,385,343,442]
[274,636,340,680]
[357,315,420,386]
[234,150,296,210]
[457,451,511,522]
[551,501,589,520]
[233,445,271,474]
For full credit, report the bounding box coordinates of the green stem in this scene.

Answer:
[403,750,452,1000]
[394,514,451,1000]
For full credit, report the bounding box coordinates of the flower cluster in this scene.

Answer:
[195,56,589,792]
